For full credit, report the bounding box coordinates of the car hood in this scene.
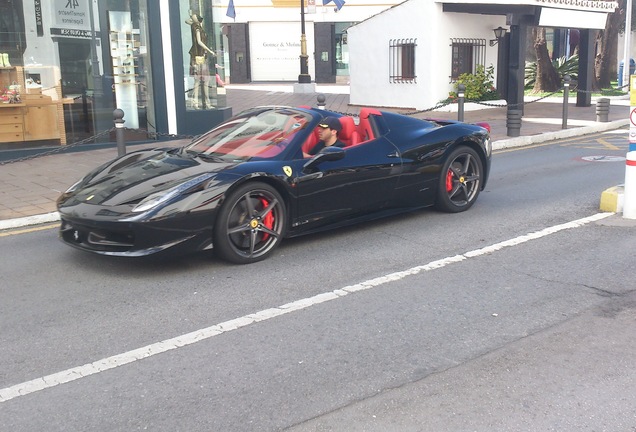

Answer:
[64,148,238,206]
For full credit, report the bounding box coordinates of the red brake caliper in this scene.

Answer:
[445,169,454,192]
[259,198,274,240]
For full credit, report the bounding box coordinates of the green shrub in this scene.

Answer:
[443,65,500,103]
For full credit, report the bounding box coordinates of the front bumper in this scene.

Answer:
[57,204,217,257]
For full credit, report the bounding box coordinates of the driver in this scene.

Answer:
[305,117,346,157]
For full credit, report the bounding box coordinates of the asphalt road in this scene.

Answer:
[1,130,635,431]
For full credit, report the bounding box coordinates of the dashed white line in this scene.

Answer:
[0,212,614,403]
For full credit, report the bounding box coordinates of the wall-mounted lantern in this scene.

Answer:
[489,26,507,47]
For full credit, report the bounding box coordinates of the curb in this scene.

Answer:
[600,185,625,213]
[0,212,60,231]
[492,119,629,151]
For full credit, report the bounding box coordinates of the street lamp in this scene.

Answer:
[298,0,311,83]
[489,26,507,47]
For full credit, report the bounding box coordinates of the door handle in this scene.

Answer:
[293,172,324,184]
[387,151,400,158]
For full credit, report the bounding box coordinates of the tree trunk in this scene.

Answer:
[596,0,623,89]
[532,27,560,93]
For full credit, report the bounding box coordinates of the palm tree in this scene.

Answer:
[531,27,560,93]
[596,0,624,89]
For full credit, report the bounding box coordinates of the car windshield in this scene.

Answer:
[185,107,313,161]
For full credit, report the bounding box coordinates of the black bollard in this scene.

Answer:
[457,84,465,122]
[317,94,326,110]
[596,98,610,122]
[506,108,522,137]
[562,75,570,129]
[114,108,126,157]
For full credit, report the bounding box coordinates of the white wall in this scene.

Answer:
[249,22,315,80]
[348,0,503,110]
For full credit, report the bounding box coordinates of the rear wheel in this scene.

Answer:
[213,182,286,264]
[435,146,483,213]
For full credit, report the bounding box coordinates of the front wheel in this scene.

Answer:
[435,146,483,213]
[213,182,286,264]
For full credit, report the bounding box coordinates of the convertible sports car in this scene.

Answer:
[57,106,491,264]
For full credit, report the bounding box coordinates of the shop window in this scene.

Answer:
[0,0,26,63]
[389,39,416,83]
[335,22,352,77]
[0,1,171,147]
[59,40,91,97]
[179,2,226,111]
[450,39,486,81]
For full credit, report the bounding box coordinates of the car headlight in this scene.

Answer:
[64,178,85,194]
[132,188,181,213]
[131,173,216,213]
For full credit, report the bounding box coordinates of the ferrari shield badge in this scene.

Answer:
[283,166,293,177]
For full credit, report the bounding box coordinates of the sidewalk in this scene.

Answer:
[0,84,630,228]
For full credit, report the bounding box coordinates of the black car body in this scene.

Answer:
[57,106,491,263]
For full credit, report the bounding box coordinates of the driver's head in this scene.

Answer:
[318,117,342,143]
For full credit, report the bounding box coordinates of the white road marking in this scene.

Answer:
[0,212,614,403]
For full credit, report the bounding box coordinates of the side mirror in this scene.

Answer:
[303,146,345,172]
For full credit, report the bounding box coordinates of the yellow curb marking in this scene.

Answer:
[596,138,620,150]
[496,132,627,154]
[0,224,57,237]
[600,186,623,213]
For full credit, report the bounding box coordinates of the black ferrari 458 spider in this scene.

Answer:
[57,106,491,264]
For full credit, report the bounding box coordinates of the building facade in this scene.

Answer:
[347,0,617,111]
[0,0,402,149]
[0,0,242,147]
[220,0,400,84]
[348,0,503,110]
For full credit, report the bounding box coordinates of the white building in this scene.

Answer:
[347,0,617,111]
[218,0,403,83]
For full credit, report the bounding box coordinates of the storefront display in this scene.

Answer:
[1,65,67,144]
[109,11,140,129]
[179,1,227,111]
[0,0,158,146]
[0,0,235,148]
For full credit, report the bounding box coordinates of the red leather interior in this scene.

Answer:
[301,108,382,154]
[301,127,320,155]
[338,116,360,147]
[355,108,382,145]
